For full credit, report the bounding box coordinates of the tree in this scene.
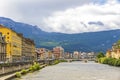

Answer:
[96,52,105,59]
[117,40,120,44]
[116,40,120,49]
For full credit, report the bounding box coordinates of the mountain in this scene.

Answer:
[0,17,120,53]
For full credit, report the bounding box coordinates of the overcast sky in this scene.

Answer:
[0,0,120,33]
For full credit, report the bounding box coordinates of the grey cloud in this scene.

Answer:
[88,21,104,26]
[13,0,92,17]
[1,0,120,33]
[7,0,92,25]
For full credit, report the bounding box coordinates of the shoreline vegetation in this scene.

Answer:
[96,52,120,67]
[15,59,67,78]
[15,62,42,78]
[97,57,120,66]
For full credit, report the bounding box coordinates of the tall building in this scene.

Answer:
[22,37,36,62]
[73,51,80,59]
[64,52,72,59]
[53,46,64,59]
[0,25,22,62]
[39,48,47,60]
[36,48,51,60]
[0,32,6,62]
[35,48,41,60]
[87,52,95,60]
[81,52,87,59]
[31,41,36,61]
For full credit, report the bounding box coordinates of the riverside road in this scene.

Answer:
[13,61,120,80]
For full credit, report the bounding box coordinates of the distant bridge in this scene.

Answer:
[65,58,96,62]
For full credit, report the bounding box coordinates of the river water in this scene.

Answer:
[13,61,120,80]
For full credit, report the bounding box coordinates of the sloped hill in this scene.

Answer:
[0,17,120,52]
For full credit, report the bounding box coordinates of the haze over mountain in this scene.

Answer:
[0,17,120,53]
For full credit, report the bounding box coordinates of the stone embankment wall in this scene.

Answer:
[0,62,32,76]
[0,60,54,76]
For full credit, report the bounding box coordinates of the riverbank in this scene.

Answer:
[14,60,67,79]
[15,62,46,78]
[0,73,16,80]
[97,57,120,66]
[0,59,67,80]
[12,61,120,80]
[0,63,47,80]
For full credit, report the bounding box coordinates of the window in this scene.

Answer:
[7,37,9,39]
[7,32,9,35]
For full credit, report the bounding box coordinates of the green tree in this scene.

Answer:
[116,40,120,48]
[117,40,120,44]
[96,52,105,59]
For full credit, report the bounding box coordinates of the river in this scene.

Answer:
[13,61,120,80]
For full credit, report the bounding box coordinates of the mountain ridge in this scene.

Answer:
[0,17,120,53]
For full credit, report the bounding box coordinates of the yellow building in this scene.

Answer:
[0,25,22,62]
[106,49,120,59]
[106,50,112,58]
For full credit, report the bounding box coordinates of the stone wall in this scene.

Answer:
[0,62,32,75]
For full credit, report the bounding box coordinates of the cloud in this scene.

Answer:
[42,0,120,33]
[0,0,91,25]
[0,0,120,34]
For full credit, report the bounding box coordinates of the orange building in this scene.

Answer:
[36,48,53,60]
[53,46,64,59]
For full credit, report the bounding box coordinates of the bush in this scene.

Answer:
[98,57,120,66]
[15,72,21,78]
[15,62,42,78]
[52,59,68,65]
[96,52,105,59]
[59,60,67,62]
[113,59,120,66]
[99,57,106,64]
[29,62,41,72]
[54,60,60,65]
[21,69,28,74]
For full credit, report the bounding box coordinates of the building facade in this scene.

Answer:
[0,32,6,62]
[0,25,22,62]
[106,42,120,59]
[87,52,95,60]
[53,46,64,59]
[73,51,80,59]
[0,25,36,62]
[64,52,72,59]
[36,48,53,60]
[106,49,120,59]
[22,37,36,62]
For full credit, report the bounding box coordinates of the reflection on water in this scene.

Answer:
[13,61,120,80]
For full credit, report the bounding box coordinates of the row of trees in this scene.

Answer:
[96,52,120,66]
